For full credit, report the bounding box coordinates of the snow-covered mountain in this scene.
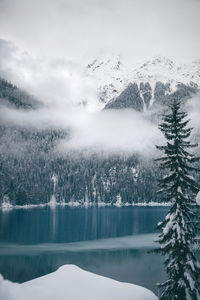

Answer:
[85,55,200,109]
[130,57,200,87]
[85,54,129,105]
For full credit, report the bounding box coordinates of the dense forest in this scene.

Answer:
[0,77,199,206]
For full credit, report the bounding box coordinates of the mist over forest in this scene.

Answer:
[0,53,200,206]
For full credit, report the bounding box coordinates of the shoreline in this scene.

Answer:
[0,201,171,210]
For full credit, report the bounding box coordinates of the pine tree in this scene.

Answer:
[155,100,200,300]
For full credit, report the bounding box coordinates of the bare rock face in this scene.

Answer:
[105,83,144,111]
[104,80,198,112]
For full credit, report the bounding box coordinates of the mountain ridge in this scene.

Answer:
[85,55,200,108]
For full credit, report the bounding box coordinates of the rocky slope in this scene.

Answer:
[104,81,198,111]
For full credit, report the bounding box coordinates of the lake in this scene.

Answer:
[0,206,171,294]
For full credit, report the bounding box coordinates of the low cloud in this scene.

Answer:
[0,103,162,156]
[0,39,99,112]
[1,89,199,158]
[58,109,162,155]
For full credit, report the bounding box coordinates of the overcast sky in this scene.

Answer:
[0,0,200,64]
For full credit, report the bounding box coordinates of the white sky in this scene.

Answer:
[0,0,199,64]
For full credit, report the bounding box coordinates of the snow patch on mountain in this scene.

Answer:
[85,54,130,107]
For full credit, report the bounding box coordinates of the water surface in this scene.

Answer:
[0,206,169,293]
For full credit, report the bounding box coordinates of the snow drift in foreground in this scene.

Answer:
[0,265,157,300]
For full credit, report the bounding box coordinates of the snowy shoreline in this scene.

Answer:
[0,201,171,211]
[0,265,157,300]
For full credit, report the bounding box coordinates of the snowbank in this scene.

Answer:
[0,265,157,300]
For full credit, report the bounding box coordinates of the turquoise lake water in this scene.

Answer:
[0,206,177,293]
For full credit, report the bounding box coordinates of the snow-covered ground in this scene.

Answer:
[0,265,157,300]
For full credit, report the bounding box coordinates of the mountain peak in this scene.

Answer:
[151,56,175,66]
[87,54,123,72]
[86,55,200,105]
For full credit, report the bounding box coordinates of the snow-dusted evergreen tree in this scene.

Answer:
[155,100,200,300]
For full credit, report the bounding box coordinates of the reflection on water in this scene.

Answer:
[0,206,168,244]
[0,206,170,292]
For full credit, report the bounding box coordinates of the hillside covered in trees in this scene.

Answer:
[0,76,199,206]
